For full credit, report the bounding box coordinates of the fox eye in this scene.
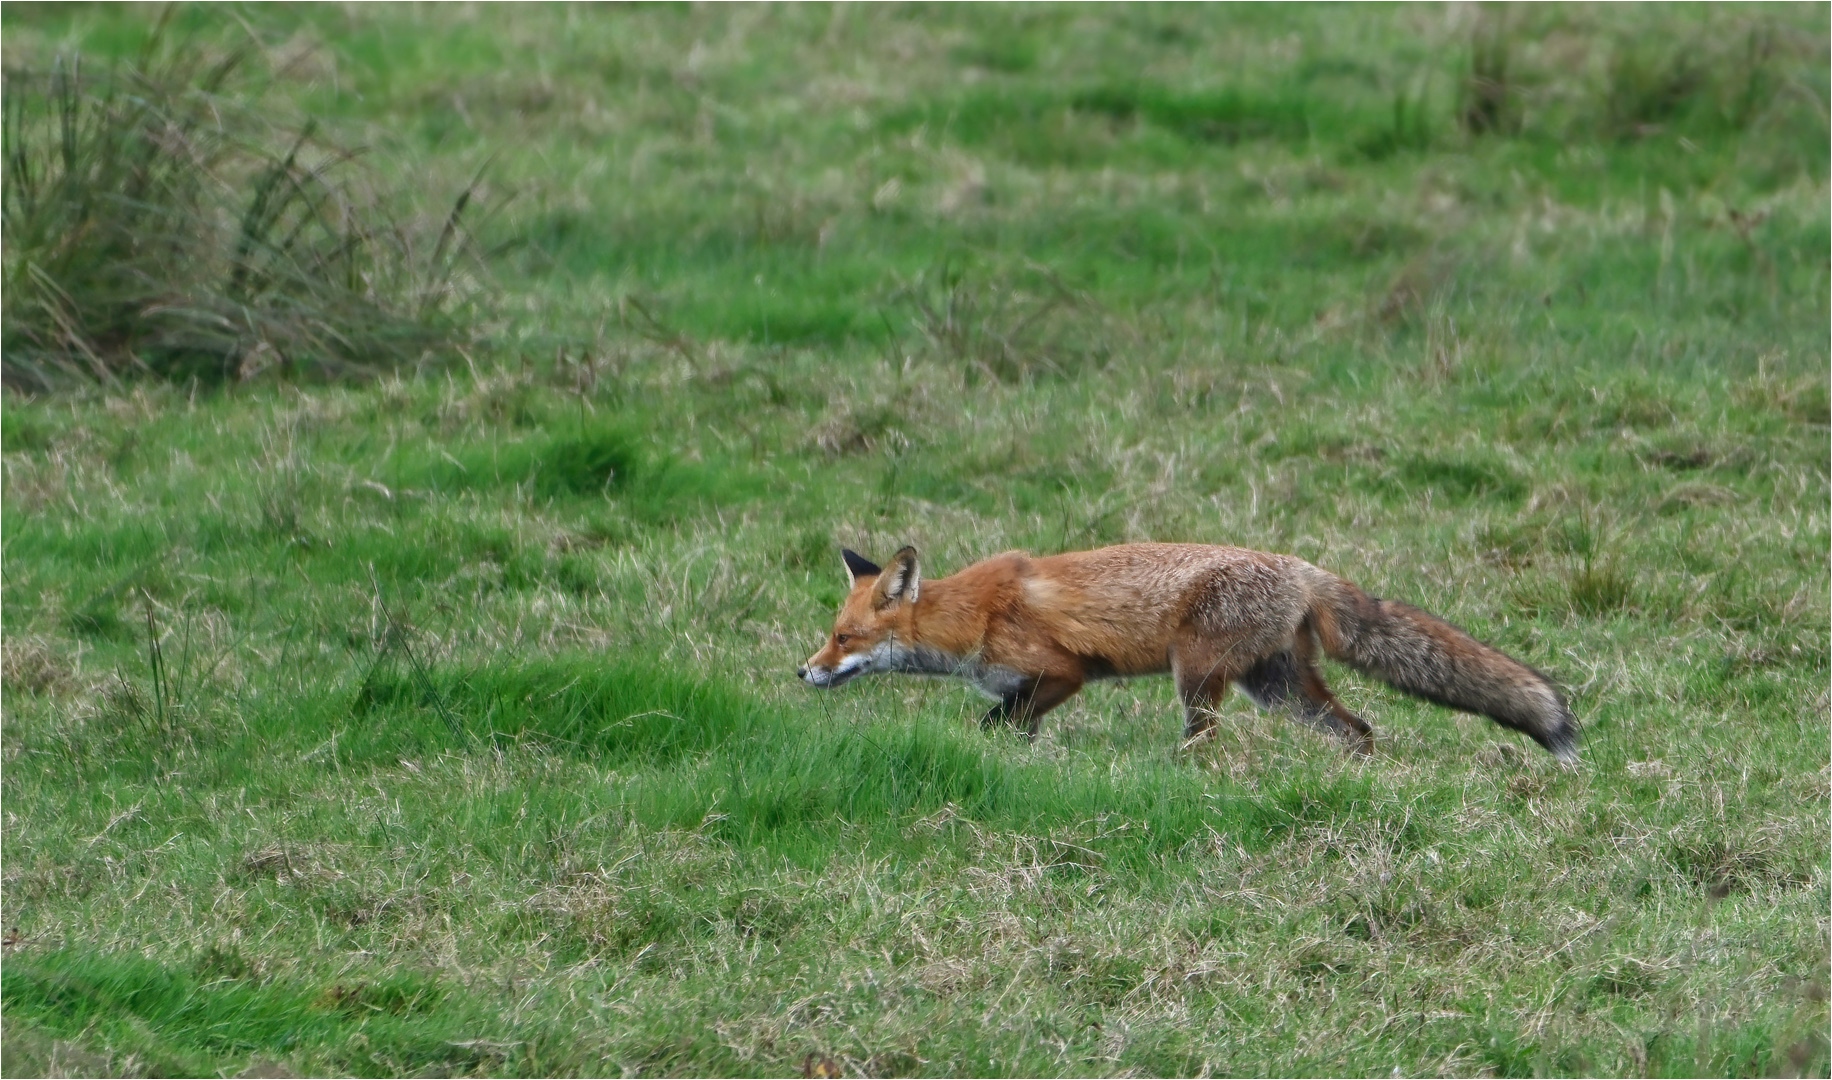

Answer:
[834,634,851,645]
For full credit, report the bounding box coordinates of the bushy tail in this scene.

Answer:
[1305,571,1579,762]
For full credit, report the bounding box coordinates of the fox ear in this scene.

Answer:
[841,548,882,586]
[874,546,920,607]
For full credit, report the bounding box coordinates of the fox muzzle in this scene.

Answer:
[799,653,867,688]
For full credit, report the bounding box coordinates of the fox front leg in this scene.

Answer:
[980,696,1019,731]
[979,675,1083,741]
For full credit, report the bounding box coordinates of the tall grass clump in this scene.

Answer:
[1,26,492,391]
[1460,11,1518,136]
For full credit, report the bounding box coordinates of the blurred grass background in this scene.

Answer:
[2,4,1827,1076]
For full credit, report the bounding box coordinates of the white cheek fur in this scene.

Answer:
[866,640,903,671]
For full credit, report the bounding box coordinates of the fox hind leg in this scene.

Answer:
[1291,630,1375,751]
[1171,635,1249,742]
[1236,646,1374,754]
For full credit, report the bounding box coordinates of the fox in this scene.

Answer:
[797,543,1578,762]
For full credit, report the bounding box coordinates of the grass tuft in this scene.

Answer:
[1,23,494,390]
[898,260,1116,384]
[1461,11,1518,136]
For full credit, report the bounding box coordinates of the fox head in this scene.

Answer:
[797,546,920,688]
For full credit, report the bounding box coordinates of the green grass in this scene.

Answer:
[3,4,1828,1077]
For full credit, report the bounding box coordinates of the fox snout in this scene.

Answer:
[798,653,866,689]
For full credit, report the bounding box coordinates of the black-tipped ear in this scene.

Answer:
[873,546,920,607]
[841,548,882,586]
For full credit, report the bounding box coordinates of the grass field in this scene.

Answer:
[2,5,1828,1076]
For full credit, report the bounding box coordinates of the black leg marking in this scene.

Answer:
[978,678,1083,741]
[1236,650,1304,710]
[980,695,1019,730]
[1237,649,1373,752]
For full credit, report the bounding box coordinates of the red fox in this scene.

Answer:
[797,544,1578,762]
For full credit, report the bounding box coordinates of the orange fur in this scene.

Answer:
[798,543,1578,760]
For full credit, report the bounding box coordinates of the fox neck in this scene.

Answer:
[879,574,987,675]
